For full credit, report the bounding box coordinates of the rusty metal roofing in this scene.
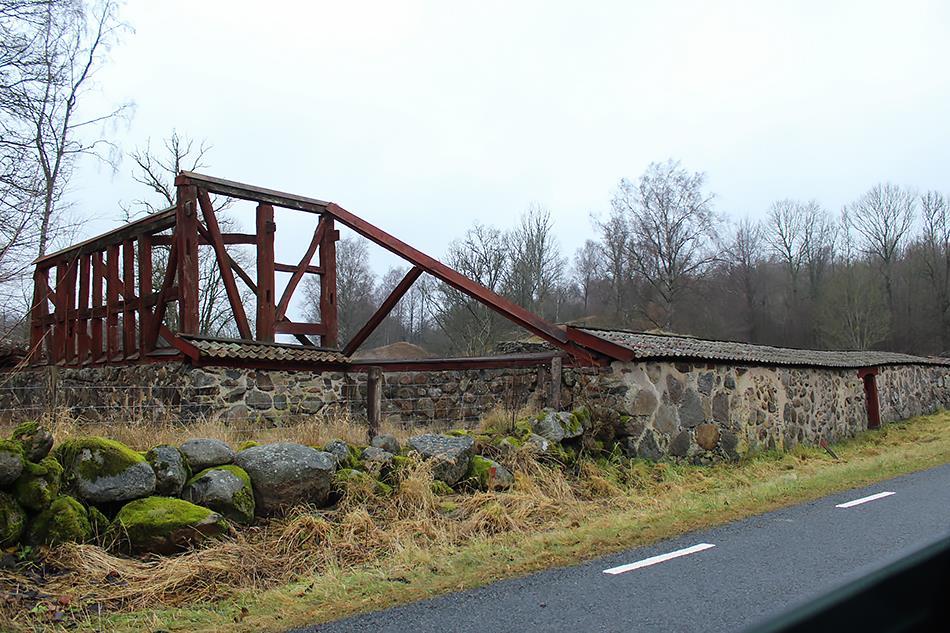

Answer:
[179,335,348,365]
[576,327,949,368]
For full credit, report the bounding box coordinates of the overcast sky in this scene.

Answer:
[69,0,950,321]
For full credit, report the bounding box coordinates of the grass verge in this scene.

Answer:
[12,412,950,632]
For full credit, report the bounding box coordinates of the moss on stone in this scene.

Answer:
[334,468,392,498]
[466,455,494,488]
[54,436,145,483]
[111,496,228,550]
[186,465,255,525]
[430,480,455,496]
[570,406,591,432]
[87,505,110,542]
[13,456,63,511]
[0,438,24,458]
[445,429,473,438]
[26,495,91,546]
[437,500,458,514]
[9,421,39,441]
[0,491,26,547]
[237,440,260,452]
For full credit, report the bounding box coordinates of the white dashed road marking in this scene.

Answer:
[835,491,896,508]
[603,543,716,575]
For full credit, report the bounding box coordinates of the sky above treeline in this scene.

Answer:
[69,0,950,321]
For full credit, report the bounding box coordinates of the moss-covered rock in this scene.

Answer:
[0,439,25,487]
[430,480,455,496]
[236,440,260,452]
[181,465,255,525]
[464,455,514,491]
[10,422,54,462]
[110,496,229,554]
[55,437,156,504]
[0,491,26,546]
[87,505,110,543]
[334,468,392,500]
[145,445,190,496]
[13,456,62,511]
[26,495,91,546]
[323,439,360,469]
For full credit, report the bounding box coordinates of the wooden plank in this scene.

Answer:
[77,255,91,363]
[51,263,66,364]
[549,356,562,409]
[366,366,382,441]
[62,259,77,365]
[150,239,179,350]
[138,236,153,353]
[152,232,256,247]
[197,188,252,339]
[176,171,330,213]
[274,262,323,275]
[29,267,50,364]
[106,245,120,359]
[34,207,176,266]
[176,184,200,334]
[256,203,276,341]
[275,220,326,322]
[273,321,327,336]
[91,254,104,362]
[343,266,422,356]
[122,239,138,357]
[319,216,338,348]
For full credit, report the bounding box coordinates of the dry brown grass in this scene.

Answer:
[0,407,413,451]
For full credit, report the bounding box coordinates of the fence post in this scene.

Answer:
[366,366,382,441]
[549,356,562,410]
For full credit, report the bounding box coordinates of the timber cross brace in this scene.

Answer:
[27,171,609,371]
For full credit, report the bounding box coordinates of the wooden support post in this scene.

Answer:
[256,203,276,341]
[122,239,137,357]
[29,266,50,364]
[138,235,153,353]
[106,244,120,359]
[176,184,200,334]
[319,216,338,348]
[366,366,382,441]
[549,356,562,410]
[91,254,104,362]
[77,255,90,364]
[859,368,881,429]
[61,260,77,365]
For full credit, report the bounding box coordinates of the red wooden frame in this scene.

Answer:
[28,171,609,369]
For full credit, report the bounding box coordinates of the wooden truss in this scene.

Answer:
[29,172,605,369]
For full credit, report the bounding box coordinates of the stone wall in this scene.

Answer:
[1,360,946,462]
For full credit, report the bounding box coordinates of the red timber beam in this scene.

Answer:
[176,184,200,335]
[343,266,422,356]
[174,171,601,363]
[256,203,277,341]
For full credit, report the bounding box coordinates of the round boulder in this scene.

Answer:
[359,446,394,479]
[235,443,336,515]
[55,437,156,504]
[370,434,400,454]
[146,445,191,496]
[0,440,24,487]
[13,456,62,511]
[179,438,235,472]
[111,496,230,554]
[531,410,585,443]
[10,422,54,462]
[406,434,475,486]
[323,439,358,469]
[181,465,255,525]
[0,491,26,547]
[25,495,91,546]
[465,455,514,491]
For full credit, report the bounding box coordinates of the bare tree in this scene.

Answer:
[918,191,950,350]
[615,160,719,330]
[726,218,764,341]
[572,239,602,314]
[503,204,565,319]
[125,131,253,337]
[844,183,916,316]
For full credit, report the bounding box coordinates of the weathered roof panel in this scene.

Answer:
[180,335,348,365]
[576,327,949,368]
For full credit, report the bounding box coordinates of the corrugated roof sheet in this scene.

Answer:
[180,335,348,365]
[577,327,949,368]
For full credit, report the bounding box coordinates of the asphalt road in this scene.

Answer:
[295,464,950,633]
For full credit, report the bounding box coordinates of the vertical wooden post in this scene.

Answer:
[91,254,104,363]
[549,356,562,410]
[176,184,199,334]
[77,255,90,364]
[138,235,153,353]
[319,215,338,348]
[860,368,881,429]
[29,266,50,364]
[256,203,276,341]
[122,239,137,357]
[63,259,77,365]
[106,244,120,359]
[366,366,382,441]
